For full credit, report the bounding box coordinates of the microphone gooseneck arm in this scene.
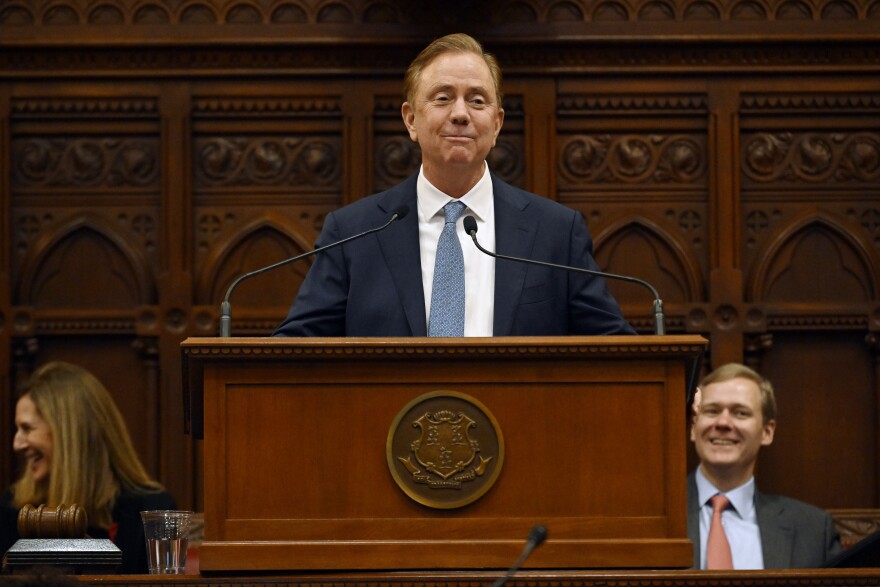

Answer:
[219,206,409,337]
[463,216,665,335]
[489,525,548,587]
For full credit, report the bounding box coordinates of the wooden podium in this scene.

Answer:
[182,335,706,572]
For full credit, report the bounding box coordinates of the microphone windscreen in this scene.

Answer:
[393,205,410,220]
[527,524,548,547]
[463,215,478,234]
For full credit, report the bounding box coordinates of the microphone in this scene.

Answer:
[463,216,665,335]
[218,205,409,337]
[489,525,548,587]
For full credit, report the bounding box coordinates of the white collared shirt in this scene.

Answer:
[695,467,765,569]
[417,164,495,336]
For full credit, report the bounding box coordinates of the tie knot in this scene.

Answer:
[710,494,731,513]
[443,201,466,224]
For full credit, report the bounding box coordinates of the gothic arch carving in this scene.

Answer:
[545,0,586,21]
[41,1,82,25]
[683,0,722,20]
[224,2,264,24]
[775,0,815,19]
[591,1,632,21]
[179,1,219,24]
[821,0,860,18]
[748,211,879,303]
[728,0,769,19]
[638,0,678,20]
[315,0,356,23]
[593,215,704,304]
[498,1,540,22]
[17,214,155,308]
[362,0,404,23]
[269,0,308,23]
[197,213,315,305]
[0,2,35,25]
[87,2,126,24]
[131,1,171,24]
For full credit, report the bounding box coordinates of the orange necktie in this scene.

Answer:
[706,494,734,569]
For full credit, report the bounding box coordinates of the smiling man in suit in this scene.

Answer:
[688,363,842,569]
[274,33,634,338]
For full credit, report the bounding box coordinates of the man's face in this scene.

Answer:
[401,51,504,185]
[690,377,775,484]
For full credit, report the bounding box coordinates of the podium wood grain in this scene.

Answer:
[182,336,706,571]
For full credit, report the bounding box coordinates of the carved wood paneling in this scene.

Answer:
[831,508,880,548]
[9,97,161,302]
[740,91,880,317]
[5,92,165,483]
[556,90,710,332]
[191,93,345,334]
[0,0,879,516]
[756,330,876,506]
[735,87,880,507]
[741,132,880,185]
[748,214,877,304]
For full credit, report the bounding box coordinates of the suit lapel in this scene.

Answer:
[757,490,794,568]
[375,176,427,336]
[492,178,537,336]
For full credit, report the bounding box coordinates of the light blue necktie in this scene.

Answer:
[428,201,466,337]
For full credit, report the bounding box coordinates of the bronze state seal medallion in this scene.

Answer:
[386,390,504,509]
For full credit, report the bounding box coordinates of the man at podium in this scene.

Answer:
[274,33,635,338]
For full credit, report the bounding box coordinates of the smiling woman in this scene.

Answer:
[0,362,176,573]
[12,395,53,484]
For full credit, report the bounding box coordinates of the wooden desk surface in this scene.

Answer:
[66,569,880,587]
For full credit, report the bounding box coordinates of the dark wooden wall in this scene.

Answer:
[0,0,878,513]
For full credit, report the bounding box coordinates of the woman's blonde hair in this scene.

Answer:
[12,362,162,529]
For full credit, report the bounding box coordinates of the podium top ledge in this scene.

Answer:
[181,335,707,360]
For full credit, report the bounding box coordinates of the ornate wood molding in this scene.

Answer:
[741,92,880,113]
[764,310,873,329]
[830,508,880,548]
[1,0,878,30]
[11,97,158,118]
[2,41,879,77]
[558,134,708,186]
[741,132,880,184]
[192,97,343,118]
[559,94,708,114]
[181,335,708,360]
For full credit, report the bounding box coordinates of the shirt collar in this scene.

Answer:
[417,163,493,222]
[695,466,756,518]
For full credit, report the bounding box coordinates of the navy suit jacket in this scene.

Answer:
[274,172,635,337]
[687,471,842,569]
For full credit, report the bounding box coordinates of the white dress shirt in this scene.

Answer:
[417,164,495,336]
[695,467,765,570]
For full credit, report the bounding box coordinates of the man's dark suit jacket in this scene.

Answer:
[687,471,843,569]
[274,172,636,337]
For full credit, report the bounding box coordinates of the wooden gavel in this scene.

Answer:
[17,503,88,538]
